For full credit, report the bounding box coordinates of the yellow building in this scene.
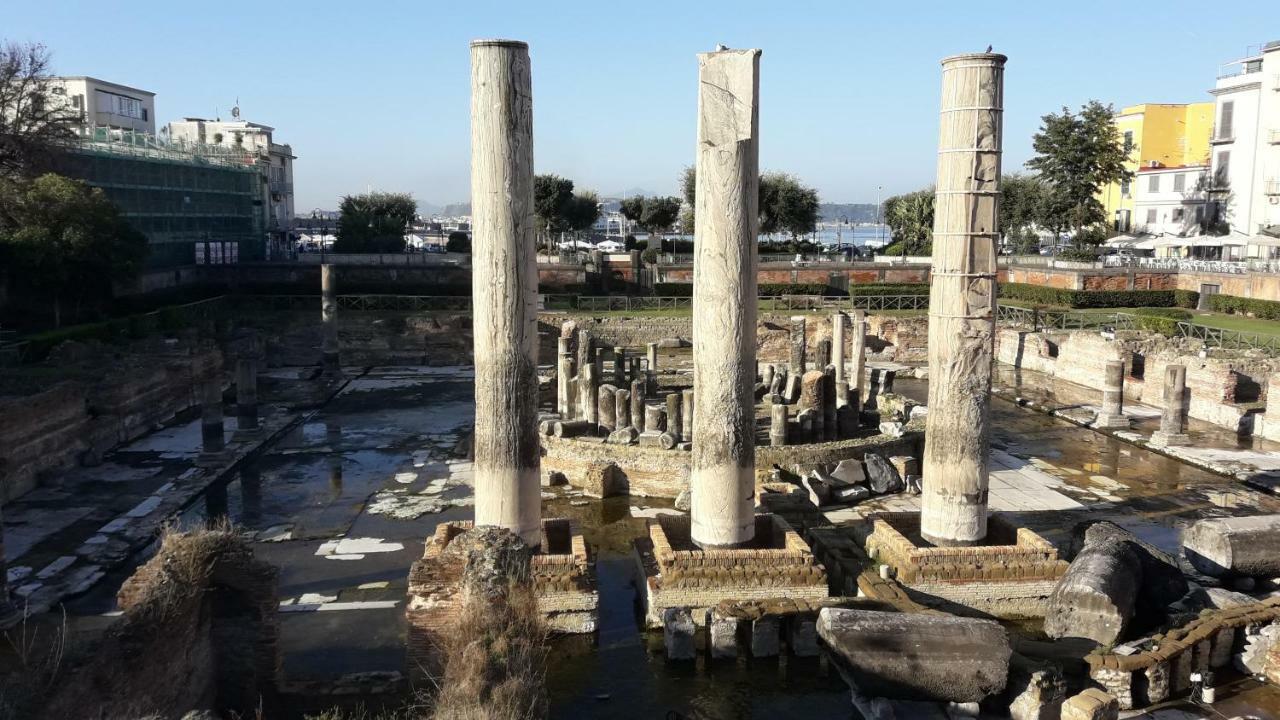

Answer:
[1098,102,1214,232]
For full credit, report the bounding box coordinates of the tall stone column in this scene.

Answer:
[770,404,789,447]
[789,316,806,374]
[680,389,694,443]
[1095,360,1131,429]
[1151,364,1189,447]
[198,378,226,465]
[556,338,575,418]
[320,264,340,377]
[690,47,761,548]
[613,346,627,386]
[234,357,260,439]
[850,311,867,413]
[832,312,847,403]
[469,38,541,547]
[920,52,1006,547]
[647,342,659,374]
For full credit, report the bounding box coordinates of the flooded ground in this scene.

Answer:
[11,362,1280,718]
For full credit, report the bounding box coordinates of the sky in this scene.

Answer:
[7,1,1280,212]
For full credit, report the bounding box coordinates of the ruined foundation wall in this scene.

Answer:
[0,342,222,500]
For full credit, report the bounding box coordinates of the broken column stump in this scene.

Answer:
[1184,515,1280,578]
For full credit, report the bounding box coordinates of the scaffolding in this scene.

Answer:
[55,128,266,267]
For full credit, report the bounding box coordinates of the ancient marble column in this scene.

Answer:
[631,379,646,432]
[920,52,1006,547]
[647,342,659,374]
[680,388,694,443]
[690,46,761,548]
[235,357,260,438]
[850,311,867,414]
[817,339,832,370]
[598,384,618,433]
[200,379,225,457]
[1095,360,1130,430]
[615,388,632,430]
[1151,364,1190,447]
[770,403,789,447]
[666,392,682,442]
[822,365,838,441]
[557,338,575,418]
[320,264,340,377]
[577,329,592,385]
[613,346,627,386]
[789,316,807,374]
[579,358,599,426]
[832,312,847,404]
[469,38,541,547]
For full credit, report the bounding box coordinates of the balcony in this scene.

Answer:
[269,180,293,195]
[1211,133,1235,145]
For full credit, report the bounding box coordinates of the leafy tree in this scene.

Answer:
[564,191,601,234]
[881,189,935,255]
[1026,101,1133,244]
[619,196,645,227]
[759,172,820,240]
[640,196,681,237]
[534,174,574,246]
[445,231,470,253]
[999,173,1045,243]
[0,173,148,326]
[0,42,78,180]
[335,191,415,252]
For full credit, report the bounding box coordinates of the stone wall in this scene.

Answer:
[996,328,1277,434]
[0,341,222,500]
[542,428,923,499]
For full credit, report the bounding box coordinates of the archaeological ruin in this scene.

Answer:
[8,38,1280,720]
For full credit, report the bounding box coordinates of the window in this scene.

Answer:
[96,89,146,119]
[1195,207,1204,223]
[1121,180,1130,197]
[1173,173,1186,192]
[1123,130,1134,153]
[1149,175,1160,193]
[1216,151,1231,187]
[1146,208,1157,224]
[1172,208,1184,222]
[1219,101,1235,140]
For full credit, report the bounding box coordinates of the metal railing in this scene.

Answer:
[1103,256,1249,274]
[1176,322,1280,353]
[996,306,1140,331]
[538,294,932,313]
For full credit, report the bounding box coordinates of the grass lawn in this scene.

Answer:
[1187,312,1280,338]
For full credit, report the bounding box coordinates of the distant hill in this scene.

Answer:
[818,203,879,223]
[440,202,471,217]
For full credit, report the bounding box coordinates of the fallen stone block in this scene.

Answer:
[865,453,904,495]
[817,608,1010,702]
[831,483,871,504]
[830,458,866,485]
[663,607,696,661]
[606,427,638,445]
[878,421,906,438]
[1044,534,1141,645]
[801,472,831,507]
[1006,666,1066,720]
[1060,688,1118,720]
[1184,515,1280,578]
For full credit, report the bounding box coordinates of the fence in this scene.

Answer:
[1176,322,1280,353]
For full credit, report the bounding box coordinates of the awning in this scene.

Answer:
[1151,235,1247,248]
[1247,234,1280,247]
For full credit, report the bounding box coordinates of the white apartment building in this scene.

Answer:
[47,76,156,134]
[1132,164,1210,236]
[167,113,296,256]
[1207,41,1280,238]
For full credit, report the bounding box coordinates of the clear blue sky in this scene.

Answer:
[7,1,1279,212]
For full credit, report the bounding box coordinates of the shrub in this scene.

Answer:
[849,283,929,296]
[640,248,659,265]
[1208,294,1280,320]
[1132,307,1192,336]
[759,283,836,297]
[998,283,1194,310]
[653,283,693,297]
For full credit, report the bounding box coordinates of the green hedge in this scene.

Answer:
[1131,307,1192,336]
[998,283,1198,309]
[652,282,929,298]
[849,283,929,296]
[759,283,837,297]
[653,283,694,297]
[1206,294,1280,320]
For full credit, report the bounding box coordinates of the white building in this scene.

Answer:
[167,113,296,256]
[1207,41,1280,239]
[47,76,156,134]
[1132,164,1210,236]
